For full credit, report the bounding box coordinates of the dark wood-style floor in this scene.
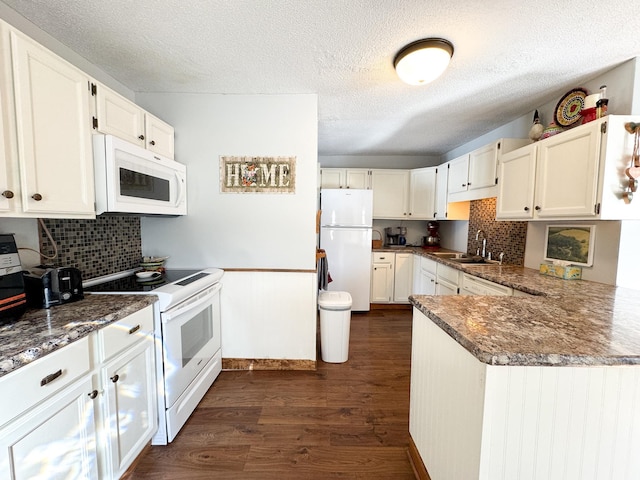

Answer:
[128,308,415,479]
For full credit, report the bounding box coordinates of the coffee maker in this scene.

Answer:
[385,227,399,245]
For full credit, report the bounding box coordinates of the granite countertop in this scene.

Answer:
[0,294,157,378]
[406,251,640,367]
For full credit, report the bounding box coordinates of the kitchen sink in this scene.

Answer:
[429,252,463,259]
[449,257,488,264]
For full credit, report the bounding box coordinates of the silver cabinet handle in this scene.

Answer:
[41,369,62,386]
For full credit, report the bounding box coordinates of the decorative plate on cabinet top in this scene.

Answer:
[554,88,588,127]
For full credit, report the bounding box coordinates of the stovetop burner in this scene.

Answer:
[85,269,201,293]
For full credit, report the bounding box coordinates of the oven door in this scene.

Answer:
[161,282,221,408]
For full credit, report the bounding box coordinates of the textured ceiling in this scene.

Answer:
[3,0,640,156]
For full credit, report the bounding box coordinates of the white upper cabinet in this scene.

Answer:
[345,169,370,189]
[447,154,469,196]
[371,169,409,219]
[434,163,449,220]
[534,122,601,218]
[320,168,371,189]
[408,167,436,220]
[93,83,175,158]
[496,143,537,219]
[3,25,95,218]
[448,139,529,203]
[497,116,640,220]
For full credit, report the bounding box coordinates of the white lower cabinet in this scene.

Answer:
[371,252,394,303]
[0,305,157,480]
[393,253,413,302]
[435,263,460,296]
[99,337,156,479]
[0,375,99,479]
[460,273,512,296]
[371,252,414,303]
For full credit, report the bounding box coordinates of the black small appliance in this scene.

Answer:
[23,266,84,308]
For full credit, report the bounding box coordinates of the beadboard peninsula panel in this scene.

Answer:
[409,307,485,480]
[411,308,640,480]
[481,364,640,480]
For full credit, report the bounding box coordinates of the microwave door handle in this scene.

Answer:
[162,283,221,323]
[175,172,186,207]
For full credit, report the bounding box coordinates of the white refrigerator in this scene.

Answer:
[320,189,373,311]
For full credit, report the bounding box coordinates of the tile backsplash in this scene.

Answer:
[466,197,527,265]
[39,217,142,280]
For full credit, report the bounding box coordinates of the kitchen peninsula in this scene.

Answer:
[408,260,640,480]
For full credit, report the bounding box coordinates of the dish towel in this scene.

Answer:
[317,253,332,290]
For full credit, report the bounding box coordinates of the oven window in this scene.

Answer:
[119,167,170,201]
[180,306,214,367]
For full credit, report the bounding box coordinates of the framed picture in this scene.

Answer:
[544,225,595,267]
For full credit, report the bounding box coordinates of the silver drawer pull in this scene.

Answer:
[128,324,141,335]
[41,369,62,386]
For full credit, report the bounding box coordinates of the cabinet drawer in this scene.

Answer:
[461,274,513,296]
[420,256,437,275]
[0,336,91,428]
[372,252,394,264]
[96,305,154,362]
[437,264,459,285]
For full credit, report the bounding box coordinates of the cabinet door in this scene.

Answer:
[447,154,469,195]
[535,123,601,218]
[434,163,449,220]
[101,338,157,479]
[145,112,175,159]
[420,269,436,295]
[10,30,95,217]
[393,253,414,302]
[0,21,17,214]
[371,261,393,303]
[409,167,436,220]
[345,169,370,189]
[0,376,99,479]
[371,169,409,219]
[320,168,346,189]
[496,144,536,219]
[468,142,498,190]
[95,83,145,147]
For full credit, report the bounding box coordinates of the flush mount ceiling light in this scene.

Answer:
[394,38,454,86]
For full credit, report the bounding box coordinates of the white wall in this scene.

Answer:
[0,218,39,267]
[443,58,639,162]
[524,221,621,285]
[136,92,319,361]
[137,93,318,270]
[319,154,440,169]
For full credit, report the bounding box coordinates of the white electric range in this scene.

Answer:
[85,267,224,444]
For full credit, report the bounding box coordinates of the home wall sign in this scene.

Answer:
[220,156,296,193]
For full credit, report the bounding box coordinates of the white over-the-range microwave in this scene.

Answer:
[93,134,187,216]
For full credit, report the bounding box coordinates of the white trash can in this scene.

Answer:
[318,291,352,363]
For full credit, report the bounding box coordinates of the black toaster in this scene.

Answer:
[23,266,84,308]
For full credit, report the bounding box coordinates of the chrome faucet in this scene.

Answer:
[475,229,487,258]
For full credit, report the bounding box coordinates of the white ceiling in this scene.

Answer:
[3,0,640,157]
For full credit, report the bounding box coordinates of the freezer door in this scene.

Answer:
[320,227,372,311]
[320,189,373,227]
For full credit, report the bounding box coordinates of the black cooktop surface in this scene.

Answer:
[86,269,202,293]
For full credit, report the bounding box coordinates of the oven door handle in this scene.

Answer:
[162,282,221,323]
